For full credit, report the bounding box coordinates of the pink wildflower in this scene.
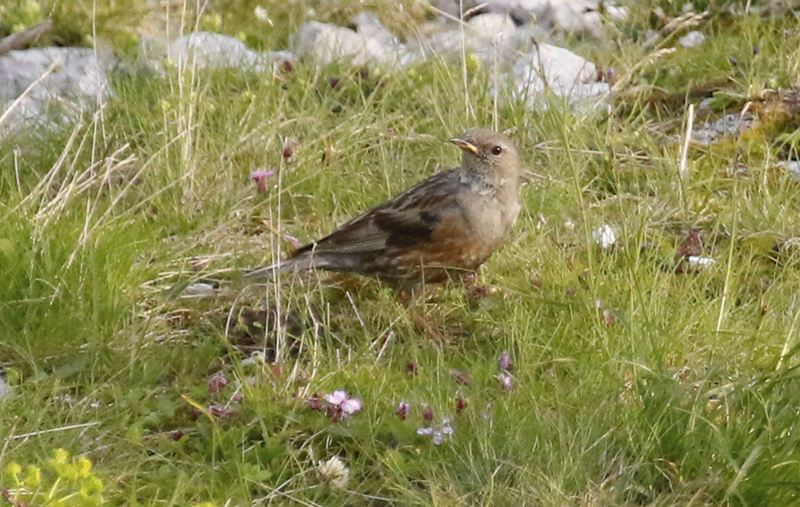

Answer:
[250,170,275,193]
[208,371,228,393]
[395,401,410,420]
[498,351,513,372]
[497,373,514,391]
[325,390,363,422]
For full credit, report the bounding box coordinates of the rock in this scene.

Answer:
[350,12,400,50]
[512,42,608,107]
[181,282,218,299]
[0,375,13,401]
[551,0,628,38]
[168,32,294,72]
[467,12,518,40]
[0,47,111,134]
[426,0,628,38]
[679,30,706,48]
[691,113,755,145]
[0,47,109,102]
[777,160,800,181]
[289,20,408,67]
[687,255,715,267]
[467,13,518,66]
[431,0,627,37]
[412,13,519,68]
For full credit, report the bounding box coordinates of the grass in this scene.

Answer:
[2,1,800,505]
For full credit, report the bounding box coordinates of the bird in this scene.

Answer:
[246,128,522,291]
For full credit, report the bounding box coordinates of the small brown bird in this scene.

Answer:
[247,128,522,290]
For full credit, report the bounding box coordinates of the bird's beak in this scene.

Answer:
[449,137,479,155]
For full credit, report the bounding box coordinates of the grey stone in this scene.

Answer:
[512,42,607,107]
[431,0,627,37]
[0,47,111,134]
[0,376,13,401]
[168,32,294,72]
[0,47,109,102]
[181,282,218,299]
[412,13,519,68]
[679,30,706,48]
[778,160,800,181]
[691,113,754,145]
[289,20,409,67]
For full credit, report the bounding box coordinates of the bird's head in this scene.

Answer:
[450,128,520,188]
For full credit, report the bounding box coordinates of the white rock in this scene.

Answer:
[0,47,109,103]
[687,255,715,267]
[513,43,593,92]
[412,13,518,68]
[511,42,608,107]
[468,13,517,41]
[482,0,628,37]
[290,21,404,67]
[350,12,400,50]
[679,30,706,48]
[0,376,12,401]
[0,47,111,134]
[168,32,294,72]
[181,282,217,299]
[777,160,800,181]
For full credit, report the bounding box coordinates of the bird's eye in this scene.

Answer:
[491,145,503,155]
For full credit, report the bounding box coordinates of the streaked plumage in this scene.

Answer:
[246,128,522,290]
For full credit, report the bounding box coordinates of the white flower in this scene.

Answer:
[254,6,268,21]
[592,224,617,249]
[417,418,454,445]
[318,456,349,490]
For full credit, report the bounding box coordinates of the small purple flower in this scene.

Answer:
[422,405,434,421]
[417,418,454,445]
[208,371,228,393]
[396,401,410,420]
[250,170,275,193]
[325,390,363,422]
[498,351,513,372]
[497,373,514,391]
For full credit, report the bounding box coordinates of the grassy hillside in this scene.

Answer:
[2,1,800,505]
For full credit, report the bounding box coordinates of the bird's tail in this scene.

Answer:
[244,256,318,280]
[244,247,364,280]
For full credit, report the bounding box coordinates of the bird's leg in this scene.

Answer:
[396,283,440,339]
[456,270,495,310]
[398,283,465,342]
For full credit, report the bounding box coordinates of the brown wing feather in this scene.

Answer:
[290,168,463,258]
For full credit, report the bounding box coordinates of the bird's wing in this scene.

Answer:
[290,168,464,257]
